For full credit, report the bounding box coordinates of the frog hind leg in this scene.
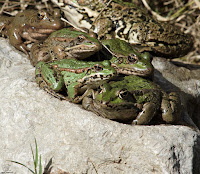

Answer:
[82,89,95,110]
[132,102,158,125]
[43,86,69,100]
[161,92,181,123]
[35,63,68,100]
[36,73,68,100]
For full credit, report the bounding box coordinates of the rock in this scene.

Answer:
[0,38,199,173]
[152,57,200,99]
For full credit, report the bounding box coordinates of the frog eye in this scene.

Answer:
[127,54,138,64]
[94,64,103,72]
[118,89,128,99]
[77,35,85,42]
[37,11,46,20]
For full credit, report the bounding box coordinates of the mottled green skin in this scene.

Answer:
[82,75,181,124]
[102,39,153,76]
[30,28,102,66]
[100,76,159,104]
[35,59,116,103]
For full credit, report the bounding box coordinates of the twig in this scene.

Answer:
[194,0,200,8]
[141,0,173,21]
[61,17,87,33]
[141,0,195,22]
[0,0,9,14]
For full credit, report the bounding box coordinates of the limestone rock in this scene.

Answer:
[0,38,199,174]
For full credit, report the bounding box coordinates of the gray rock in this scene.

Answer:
[0,38,199,174]
[152,57,200,99]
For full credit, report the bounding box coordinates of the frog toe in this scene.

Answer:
[132,102,157,125]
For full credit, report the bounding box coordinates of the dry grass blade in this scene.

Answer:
[0,0,9,14]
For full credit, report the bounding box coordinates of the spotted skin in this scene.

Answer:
[54,0,193,58]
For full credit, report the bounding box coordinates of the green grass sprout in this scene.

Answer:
[8,138,42,174]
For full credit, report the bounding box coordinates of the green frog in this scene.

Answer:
[82,75,181,125]
[101,38,153,76]
[52,0,193,58]
[0,9,64,55]
[30,28,102,66]
[35,59,116,103]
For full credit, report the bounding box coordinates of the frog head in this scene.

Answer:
[27,9,64,31]
[48,28,102,59]
[93,82,139,121]
[74,60,117,85]
[102,39,154,76]
[64,60,117,101]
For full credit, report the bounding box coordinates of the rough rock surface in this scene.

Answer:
[0,38,200,174]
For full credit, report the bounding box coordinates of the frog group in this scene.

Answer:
[0,0,190,125]
[52,0,193,58]
[31,27,182,125]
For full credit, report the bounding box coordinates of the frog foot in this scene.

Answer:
[43,86,69,101]
[132,102,158,125]
[161,92,181,123]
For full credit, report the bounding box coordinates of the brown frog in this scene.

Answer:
[0,9,64,55]
[30,28,102,66]
[53,0,193,58]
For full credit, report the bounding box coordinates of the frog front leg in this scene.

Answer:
[82,89,103,116]
[161,92,181,123]
[66,82,91,103]
[132,102,158,125]
[8,28,30,55]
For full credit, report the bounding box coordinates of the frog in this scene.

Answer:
[0,8,64,55]
[52,0,193,58]
[101,38,153,76]
[82,75,181,125]
[30,28,102,66]
[35,58,116,103]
